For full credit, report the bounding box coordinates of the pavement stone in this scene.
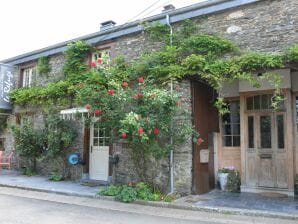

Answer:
[0,171,298,220]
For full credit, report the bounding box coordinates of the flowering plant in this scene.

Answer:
[218,166,235,173]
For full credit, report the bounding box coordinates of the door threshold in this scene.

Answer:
[241,186,294,197]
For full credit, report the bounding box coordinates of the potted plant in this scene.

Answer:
[217,166,234,190]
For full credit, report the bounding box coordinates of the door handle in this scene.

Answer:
[91,145,93,153]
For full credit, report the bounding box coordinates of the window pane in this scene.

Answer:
[232,124,240,135]
[222,113,230,124]
[224,125,231,135]
[230,103,240,123]
[260,116,271,148]
[261,94,269,109]
[248,116,254,148]
[233,136,240,147]
[93,138,99,146]
[277,115,284,149]
[254,95,260,110]
[223,136,232,146]
[247,97,253,110]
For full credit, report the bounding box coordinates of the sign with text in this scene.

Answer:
[0,64,14,110]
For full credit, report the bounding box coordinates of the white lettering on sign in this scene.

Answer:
[3,71,13,102]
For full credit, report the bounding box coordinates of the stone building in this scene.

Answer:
[1,0,298,196]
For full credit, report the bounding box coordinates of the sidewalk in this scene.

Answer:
[0,171,297,220]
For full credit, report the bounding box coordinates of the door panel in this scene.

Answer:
[259,157,274,187]
[89,123,109,181]
[245,109,288,189]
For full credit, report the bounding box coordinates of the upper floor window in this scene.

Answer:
[246,94,284,111]
[22,67,36,87]
[91,50,110,68]
[222,101,240,147]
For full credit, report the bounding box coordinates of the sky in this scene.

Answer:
[0,0,206,61]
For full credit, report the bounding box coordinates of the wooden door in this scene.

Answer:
[192,81,219,194]
[89,123,109,181]
[246,111,287,188]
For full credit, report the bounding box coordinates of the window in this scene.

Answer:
[222,101,240,147]
[93,123,110,146]
[246,94,284,111]
[260,115,271,148]
[22,67,36,87]
[277,115,284,149]
[248,116,254,148]
[91,50,110,68]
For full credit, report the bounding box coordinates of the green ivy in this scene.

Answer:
[37,56,51,75]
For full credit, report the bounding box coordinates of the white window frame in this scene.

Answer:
[22,67,35,87]
[91,50,111,68]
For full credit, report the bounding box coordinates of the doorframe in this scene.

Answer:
[89,122,110,181]
[240,89,295,196]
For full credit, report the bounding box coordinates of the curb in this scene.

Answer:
[1,183,297,220]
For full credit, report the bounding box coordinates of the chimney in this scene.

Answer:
[100,20,116,31]
[162,4,175,12]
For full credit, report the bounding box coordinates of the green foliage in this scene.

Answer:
[100,182,161,203]
[225,170,241,193]
[12,122,46,170]
[63,40,92,77]
[100,185,123,196]
[284,44,298,63]
[181,34,238,58]
[115,186,138,203]
[37,56,51,75]
[144,22,170,43]
[0,114,8,133]
[21,167,37,176]
[46,114,77,158]
[48,171,64,181]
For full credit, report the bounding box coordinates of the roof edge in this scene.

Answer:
[1,0,260,65]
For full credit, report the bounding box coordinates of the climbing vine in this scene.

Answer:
[9,20,298,183]
[37,56,51,76]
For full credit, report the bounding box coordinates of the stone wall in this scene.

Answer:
[4,0,298,193]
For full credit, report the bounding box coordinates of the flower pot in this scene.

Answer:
[218,172,229,190]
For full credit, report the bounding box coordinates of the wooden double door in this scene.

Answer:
[246,111,288,189]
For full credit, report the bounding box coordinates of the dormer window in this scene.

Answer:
[22,67,35,87]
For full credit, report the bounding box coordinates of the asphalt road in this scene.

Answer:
[0,187,296,224]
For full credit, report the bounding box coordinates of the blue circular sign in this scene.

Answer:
[68,153,80,165]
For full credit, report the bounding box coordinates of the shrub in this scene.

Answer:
[48,172,64,181]
[225,170,241,192]
[115,186,138,203]
[100,185,122,196]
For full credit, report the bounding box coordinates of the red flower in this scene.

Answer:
[197,138,204,145]
[138,127,144,134]
[90,62,96,67]
[94,109,102,116]
[153,127,159,135]
[137,76,144,83]
[108,89,115,95]
[85,104,91,110]
[97,58,102,64]
[121,132,127,139]
[122,81,129,88]
[137,92,143,99]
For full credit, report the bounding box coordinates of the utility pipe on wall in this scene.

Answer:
[166,14,174,194]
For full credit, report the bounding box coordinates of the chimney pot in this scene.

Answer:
[163,4,175,12]
[100,20,116,31]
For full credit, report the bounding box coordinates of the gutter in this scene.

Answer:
[1,0,260,65]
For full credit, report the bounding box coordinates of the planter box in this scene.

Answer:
[218,173,229,190]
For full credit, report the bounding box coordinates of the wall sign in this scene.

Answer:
[0,63,14,110]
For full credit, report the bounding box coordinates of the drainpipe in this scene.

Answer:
[166,14,174,194]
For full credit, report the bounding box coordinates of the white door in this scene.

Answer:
[89,123,109,181]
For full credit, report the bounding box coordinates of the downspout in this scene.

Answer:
[166,14,174,194]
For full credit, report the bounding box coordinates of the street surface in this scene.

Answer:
[0,187,296,224]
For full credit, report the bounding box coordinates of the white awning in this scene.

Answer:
[60,107,88,120]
